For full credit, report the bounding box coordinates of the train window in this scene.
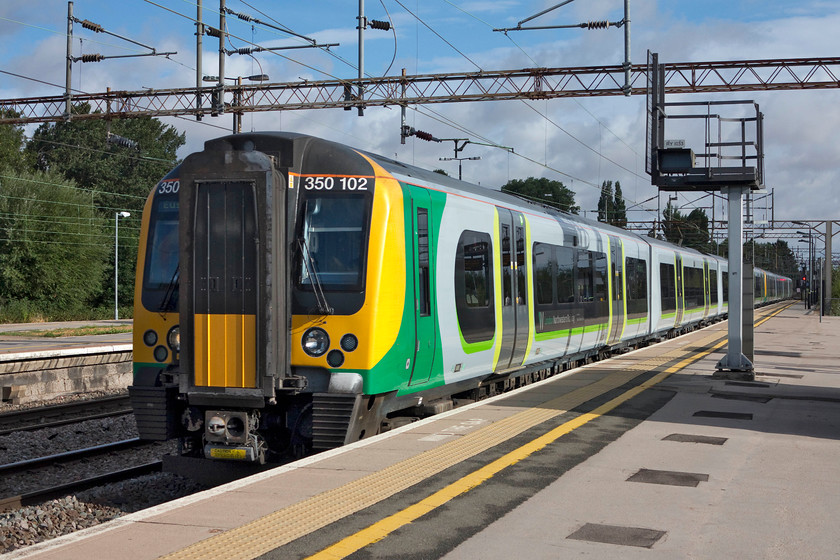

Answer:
[709,269,718,305]
[298,194,368,290]
[416,208,431,317]
[455,230,495,344]
[722,269,729,303]
[684,266,704,310]
[660,262,677,314]
[516,226,527,305]
[576,250,593,301]
[626,256,648,316]
[501,225,512,306]
[458,231,492,308]
[557,246,575,303]
[593,252,608,301]
[141,193,180,312]
[533,243,554,305]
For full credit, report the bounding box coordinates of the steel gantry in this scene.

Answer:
[1,56,840,125]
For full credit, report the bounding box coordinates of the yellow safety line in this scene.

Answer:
[161,301,790,560]
[308,337,729,560]
[308,301,792,559]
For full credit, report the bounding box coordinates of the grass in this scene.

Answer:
[0,325,133,338]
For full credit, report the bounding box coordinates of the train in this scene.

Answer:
[128,132,792,468]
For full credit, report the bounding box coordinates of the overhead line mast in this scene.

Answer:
[3,57,840,125]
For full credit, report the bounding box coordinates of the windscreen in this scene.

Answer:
[297,193,369,292]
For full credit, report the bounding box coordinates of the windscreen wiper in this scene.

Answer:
[159,265,179,316]
[297,238,333,315]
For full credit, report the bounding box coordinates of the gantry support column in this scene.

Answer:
[716,185,754,379]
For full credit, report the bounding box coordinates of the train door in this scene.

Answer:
[496,208,530,372]
[703,260,711,317]
[409,187,437,386]
[607,236,625,346]
[190,180,258,388]
[675,254,685,326]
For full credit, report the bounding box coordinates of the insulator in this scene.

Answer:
[368,19,391,31]
[80,19,104,33]
[107,133,139,150]
[414,130,436,142]
[585,20,610,29]
[80,54,104,63]
[235,48,253,55]
[225,7,255,22]
[205,26,222,38]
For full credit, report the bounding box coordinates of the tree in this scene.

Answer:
[27,103,184,212]
[0,169,108,319]
[0,111,33,173]
[25,104,185,311]
[662,201,685,245]
[746,239,798,277]
[662,202,710,252]
[597,180,613,223]
[612,181,627,228]
[596,180,627,227]
[683,208,710,252]
[501,177,579,214]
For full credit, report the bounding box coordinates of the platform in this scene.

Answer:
[9,301,839,560]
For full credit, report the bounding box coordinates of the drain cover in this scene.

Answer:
[725,381,770,388]
[693,410,753,420]
[626,468,709,487]
[662,433,727,445]
[711,393,772,404]
[567,523,666,548]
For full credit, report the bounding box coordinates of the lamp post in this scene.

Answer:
[115,211,131,320]
[797,230,813,308]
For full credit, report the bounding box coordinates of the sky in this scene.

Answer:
[1,0,839,262]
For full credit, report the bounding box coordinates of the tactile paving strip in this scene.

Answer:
[162,306,791,560]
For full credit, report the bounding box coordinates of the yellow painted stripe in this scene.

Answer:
[161,302,790,560]
[491,209,503,371]
[521,215,534,365]
[308,302,793,559]
[194,313,256,388]
[308,338,729,560]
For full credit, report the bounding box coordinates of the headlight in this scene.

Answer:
[302,327,330,357]
[167,325,180,352]
[207,416,226,436]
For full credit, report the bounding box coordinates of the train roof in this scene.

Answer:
[194,131,786,279]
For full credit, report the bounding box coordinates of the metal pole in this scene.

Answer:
[65,2,74,118]
[233,76,241,133]
[358,0,365,116]
[196,0,203,120]
[218,0,226,114]
[114,213,119,321]
[623,0,631,96]
[400,68,407,144]
[825,221,832,314]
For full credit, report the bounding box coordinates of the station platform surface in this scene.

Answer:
[0,320,132,355]
[10,300,840,560]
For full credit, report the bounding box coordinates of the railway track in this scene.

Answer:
[0,394,132,435]
[0,461,163,512]
[0,438,163,512]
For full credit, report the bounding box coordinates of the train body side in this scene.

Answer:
[130,131,792,468]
